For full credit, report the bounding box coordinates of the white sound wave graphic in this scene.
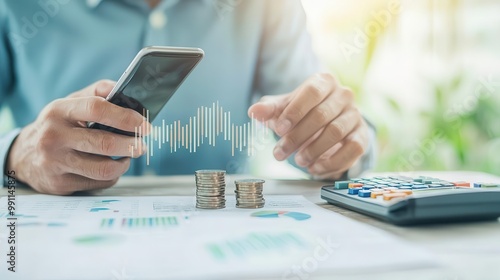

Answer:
[129,102,270,165]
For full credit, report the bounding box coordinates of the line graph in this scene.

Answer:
[129,102,270,164]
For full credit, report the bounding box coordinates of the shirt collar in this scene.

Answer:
[86,0,213,10]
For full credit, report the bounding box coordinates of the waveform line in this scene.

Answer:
[129,102,269,164]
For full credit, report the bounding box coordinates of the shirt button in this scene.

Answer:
[149,11,167,29]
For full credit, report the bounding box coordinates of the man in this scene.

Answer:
[0,0,375,195]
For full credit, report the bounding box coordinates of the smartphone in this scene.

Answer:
[88,46,204,136]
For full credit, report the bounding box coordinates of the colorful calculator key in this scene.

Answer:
[383,192,408,201]
[358,190,372,197]
[412,184,429,189]
[348,187,363,195]
[453,182,471,188]
[391,189,413,195]
[334,181,350,189]
[371,191,389,198]
[349,183,364,189]
[482,183,500,188]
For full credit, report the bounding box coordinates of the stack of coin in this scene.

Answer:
[235,179,265,208]
[195,170,226,209]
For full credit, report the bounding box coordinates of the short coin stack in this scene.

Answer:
[195,170,226,209]
[235,179,265,208]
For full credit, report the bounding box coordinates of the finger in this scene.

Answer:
[52,96,150,133]
[71,127,145,158]
[44,174,118,195]
[274,74,336,136]
[308,141,344,163]
[308,132,366,176]
[69,80,116,98]
[273,92,348,161]
[248,94,289,122]
[60,151,131,181]
[295,107,362,167]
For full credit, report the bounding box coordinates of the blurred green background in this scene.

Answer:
[299,0,500,176]
[2,0,499,177]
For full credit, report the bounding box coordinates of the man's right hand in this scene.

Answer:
[6,80,150,195]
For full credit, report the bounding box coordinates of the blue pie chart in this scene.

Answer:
[251,211,311,221]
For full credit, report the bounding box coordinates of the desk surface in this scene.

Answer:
[2,171,500,280]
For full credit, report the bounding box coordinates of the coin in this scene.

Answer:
[195,170,227,209]
[234,178,265,208]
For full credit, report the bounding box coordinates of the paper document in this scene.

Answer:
[0,195,436,279]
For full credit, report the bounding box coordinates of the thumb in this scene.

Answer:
[94,80,116,98]
[248,94,288,121]
[69,80,116,98]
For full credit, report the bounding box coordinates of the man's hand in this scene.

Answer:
[248,73,369,180]
[7,80,150,195]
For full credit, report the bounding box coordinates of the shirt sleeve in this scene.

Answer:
[254,0,376,179]
[0,3,19,187]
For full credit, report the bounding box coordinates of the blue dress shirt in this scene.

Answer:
[0,0,375,185]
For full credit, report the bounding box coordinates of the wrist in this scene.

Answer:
[6,126,33,185]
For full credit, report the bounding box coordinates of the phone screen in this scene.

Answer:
[90,50,202,136]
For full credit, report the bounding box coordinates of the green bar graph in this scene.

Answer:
[100,216,178,229]
[115,216,179,228]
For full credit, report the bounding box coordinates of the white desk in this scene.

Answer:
[2,171,500,279]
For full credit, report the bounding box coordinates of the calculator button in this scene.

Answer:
[383,192,408,200]
[348,187,363,195]
[412,185,429,189]
[334,181,350,189]
[371,190,390,198]
[349,183,364,189]
[358,190,372,197]
[391,189,413,195]
[453,182,471,188]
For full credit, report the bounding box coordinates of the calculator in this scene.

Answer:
[320,175,500,225]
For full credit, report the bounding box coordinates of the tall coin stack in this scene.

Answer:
[195,170,226,209]
[235,179,265,208]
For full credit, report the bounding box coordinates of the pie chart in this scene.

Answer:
[251,211,311,221]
